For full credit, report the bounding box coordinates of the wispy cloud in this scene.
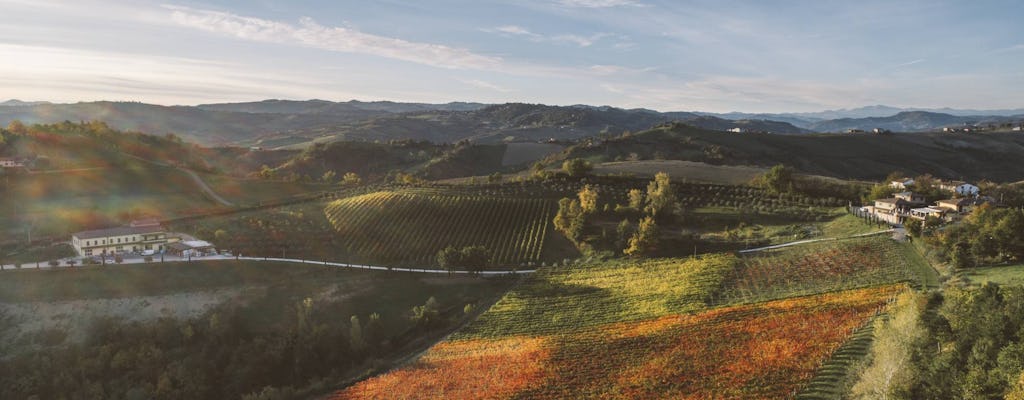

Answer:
[461,79,513,93]
[889,59,925,69]
[165,5,503,70]
[555,0,643,8]
[487,25,609,47]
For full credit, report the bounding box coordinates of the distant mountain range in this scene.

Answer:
[0,99,1020,147]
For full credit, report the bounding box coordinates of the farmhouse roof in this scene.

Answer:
[875,198,899,205]
[73,225,164,240]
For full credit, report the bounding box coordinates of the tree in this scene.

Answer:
[459,245,491,275]
[342,172,362,186]
[436,245,460,276]
[624,216,658,256]
[7,120,26,135]
[553,198,585,242]
[363,313,381,349]
[906,218,923,237]
[321,170,337,183]
[628,188,645,210]
[258,165,276,179]
[487,172,503,183]
[411,297,440,328]
[562,158,592,178]
[578,185,599,214]
[762,164,794,194]
[349,315,365,352]
[616,219,634,250]
[644,172,679,222]
[214,229,228,242]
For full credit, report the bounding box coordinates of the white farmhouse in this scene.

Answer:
[71,220,169,256]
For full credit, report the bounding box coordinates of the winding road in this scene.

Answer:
[0,254,536,275]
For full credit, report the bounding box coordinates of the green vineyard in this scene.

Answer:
[324,191,555,266]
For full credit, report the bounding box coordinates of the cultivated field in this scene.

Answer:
[716,237,936,304]
[593,160,766,185]
[325,190,561,266]
[333,251,906,399]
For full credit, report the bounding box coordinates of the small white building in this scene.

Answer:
[167,240,216,257]
[0,157,25,168]
[909,207,945,221]
[727,127,744,133]
[955,183,980,196]
[890,178,915,190]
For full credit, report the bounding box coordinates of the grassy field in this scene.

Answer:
[197,173,336,206]
[501,143,563,167]
[958,264,1024,287]
[0,160,219,240]
[333,251,906,399]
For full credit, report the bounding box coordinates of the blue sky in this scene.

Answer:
[1,0,1022,112]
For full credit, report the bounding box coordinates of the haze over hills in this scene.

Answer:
[1,99,1021,148]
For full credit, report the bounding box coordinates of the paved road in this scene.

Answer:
[738,229,895,254]
[0,255,535,275]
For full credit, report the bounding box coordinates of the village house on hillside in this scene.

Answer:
[890,178,915,190]
[0,157,26,168]
[71,219,171,257]
[937,181,980,196]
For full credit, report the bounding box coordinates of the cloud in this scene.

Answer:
[165,5,503,70]
[0,43,365,105]
[487,25,609,47]
[461,79,513,93]
[555,0,642,8]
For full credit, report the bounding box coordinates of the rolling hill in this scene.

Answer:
[553,123,1024,182]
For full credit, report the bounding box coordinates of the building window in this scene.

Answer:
[85,249,93,256]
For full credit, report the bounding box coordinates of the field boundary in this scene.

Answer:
[737,229,894,254]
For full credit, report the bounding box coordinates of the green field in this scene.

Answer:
[456,254,737,339]
[958,264,1024,287]
[198,173,336,206]
[0,160,218,241]
[593,160,766,185]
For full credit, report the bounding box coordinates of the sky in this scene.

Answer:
[1,0,1022,113]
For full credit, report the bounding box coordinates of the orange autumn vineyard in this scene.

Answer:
[333,244,919,399]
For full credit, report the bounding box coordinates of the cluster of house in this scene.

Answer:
[0,157,26,168]
[71,219,217,259]
[846,128,892,134]
[858,178,992,224]
[942,124,1024,133]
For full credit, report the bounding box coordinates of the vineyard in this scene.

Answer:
[334,285,906,399]
[714,237,931,305]
[324,190,557,266]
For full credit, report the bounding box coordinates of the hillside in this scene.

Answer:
[554,123,1024,182]
[806,111,1022,133]
[334,245,914,399]
[0,100,809,147]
